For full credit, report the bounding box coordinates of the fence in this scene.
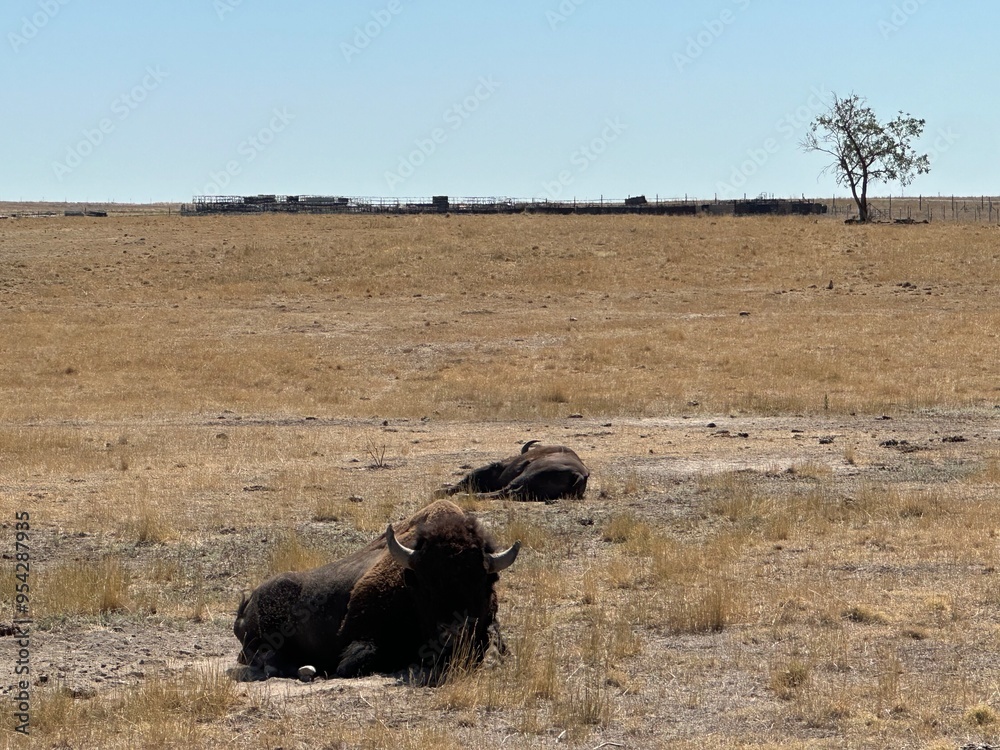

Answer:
[184,195,829,217]
[824,195,1000,224]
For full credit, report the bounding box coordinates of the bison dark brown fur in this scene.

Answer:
[435,440,589,503]
[233,500,519,681]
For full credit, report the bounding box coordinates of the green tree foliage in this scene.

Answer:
[801,93,930,222]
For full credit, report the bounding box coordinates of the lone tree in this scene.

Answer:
[801,93,930,222]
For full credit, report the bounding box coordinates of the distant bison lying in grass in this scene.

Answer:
[435,440,589,503]
[234,499,520,682]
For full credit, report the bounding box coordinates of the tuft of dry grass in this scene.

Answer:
[664,578,734,634]
[598,468,647,499]
[771,658,811,701]
[33,666,240,747]
[965,702,998,727]
[842,604,890,625]
[265,532,327,576]
[498,513,556,552]
[601,512,649,545]
[312,495,344,522]
[123,501,177,544]
[35,557,130,618]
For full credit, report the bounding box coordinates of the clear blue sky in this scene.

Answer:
[3,0,995,202]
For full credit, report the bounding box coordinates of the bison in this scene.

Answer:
[435,440,589,503]
[233,499,520,681]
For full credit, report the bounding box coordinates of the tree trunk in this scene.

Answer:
[847,179,866,222]
[858,173,870,223]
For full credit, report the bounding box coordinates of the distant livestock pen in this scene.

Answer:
[183,194,829,217]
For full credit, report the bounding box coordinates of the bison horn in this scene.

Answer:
[385,524,416,570]
[520,439,541,454]
[487,540,521,574]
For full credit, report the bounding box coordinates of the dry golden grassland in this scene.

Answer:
[0,212,999,748]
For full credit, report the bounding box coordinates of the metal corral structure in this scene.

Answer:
[184,194,828,217]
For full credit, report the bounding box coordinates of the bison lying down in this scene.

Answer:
[234,499,519,681]
[435,440,589,503]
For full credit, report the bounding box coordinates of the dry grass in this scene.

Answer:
[32,666,240,748]
[265,531,328,576]
[3,214,1000,421]
[34,557,131,619]
[4,213,1000,748]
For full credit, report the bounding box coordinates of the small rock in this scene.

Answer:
[298,665,318,682]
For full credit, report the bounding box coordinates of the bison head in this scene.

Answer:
[384,515,519,674]
[433,460,508,496]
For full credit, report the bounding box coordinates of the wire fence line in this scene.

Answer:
[826,195,1000,224]
[4,195,999,223]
